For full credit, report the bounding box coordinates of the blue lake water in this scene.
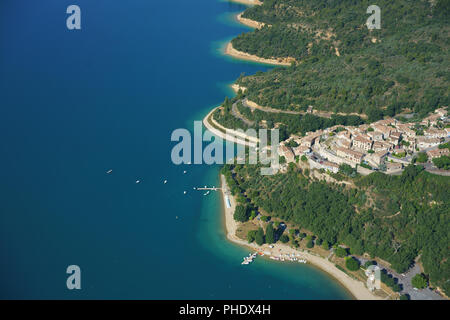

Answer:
[0,0,351,299]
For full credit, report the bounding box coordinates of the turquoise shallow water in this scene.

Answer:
[0,0,351,299]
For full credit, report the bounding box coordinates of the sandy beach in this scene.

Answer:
[228,0,262,6]
[225,42,295,66]
[219,174,382,300]
[236,12,266,29]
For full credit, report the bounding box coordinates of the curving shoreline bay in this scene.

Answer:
[236,12,265,29]
[225,41,294,66]
[219,174,382,300]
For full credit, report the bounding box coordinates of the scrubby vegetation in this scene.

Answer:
[231,0,449,118]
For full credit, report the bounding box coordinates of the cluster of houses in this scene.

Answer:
[278,107,449,175]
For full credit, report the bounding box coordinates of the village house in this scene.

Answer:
[434,108,447,118]
[352,135,373,151]
[386,162,403,173]
[366,150,388,167]
[293,145,311,156]
[392,146,407,156]
[372,141,393,152]
[336,130,352,142]
[322,160,340,173]
[367,130,384,141]
[336,147,364,167]
[427,148,450,160]
[396,124,416,138]
[279,145,295,163]
[376,118,397,126]
[401,139,416,152]
[372,124,393,138]
[336,138,352,149]
[388,131,402,145]
[301,135,317,148]
[424,128,447,139]
[435,107,448,118]
[416,136,441,150]
[421,114,441,126]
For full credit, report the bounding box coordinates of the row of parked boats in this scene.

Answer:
[241,252,308,265]
[241,252,258,265]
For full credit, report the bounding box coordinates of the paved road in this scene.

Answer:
[232,101,255,126]
[242,98,305,115]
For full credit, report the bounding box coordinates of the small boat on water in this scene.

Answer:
[163,180,167,184]
[203,191,210,196]
[135,180,140,184]
[183,170,187,174]
[183,191,187,194]
[106,169,112,174]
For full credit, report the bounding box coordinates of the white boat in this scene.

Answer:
[106,169,112,174]
[135,180,140,184]
[183,170,187,174]
[183,191,187,194]
[270,256,280,261]
[204,191,210,196]
[164,180,167,184]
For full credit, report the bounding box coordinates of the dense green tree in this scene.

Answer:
[255,227,265,246]
[280,234,289,243]
[415,152,428,163]
[345,257,360,271]
[233,205,249,222]
[336,247,348,258]
[432,156,450,169]
[265,223,276,244]
[411,274,428,289]
[247,230,257,243]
